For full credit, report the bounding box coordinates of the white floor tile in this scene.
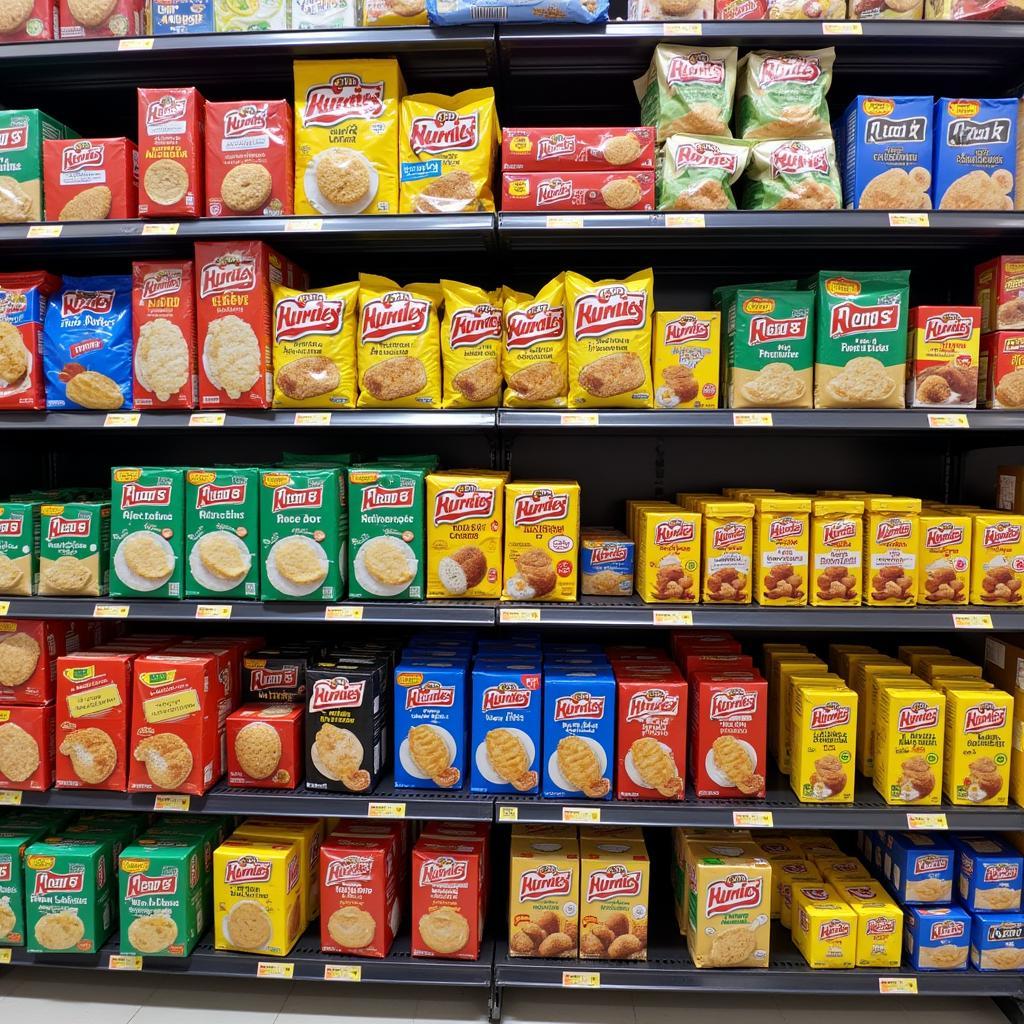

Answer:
[131,976,292,1024]
[0,968,154,1024]
[274,986,414,1024]
[500,986,637,1024]
[634,991,785,1024]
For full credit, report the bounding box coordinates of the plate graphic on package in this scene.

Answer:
[304,149,378,216]
[547,735,606,794]
[400,725,457,781]
[705,737,757,789]
[114,530,176,592]
[474,728,535,786]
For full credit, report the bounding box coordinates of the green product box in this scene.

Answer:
[0,501,39,596]
[119,837,205,957]
[60,821,141,863]
[185,467,260,600]
[0,824,48,946]
[347,463,425,600]
[259,468,343,602]
[109,467,185,600]
[0,110,77,223]
[24,836,116,953]
[38,501,109,597]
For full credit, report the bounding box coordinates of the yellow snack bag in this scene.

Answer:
[399,88,498,214]
[502,274,568,408]
[566,268,654,409]
[440,280,503,408]
[356,274,441,408]
[652,311,721,409]
[294,60,404,217]
[271,282,358,409]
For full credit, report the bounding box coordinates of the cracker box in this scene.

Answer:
[905,905,971,971]
[55,651,134,792]
[810,498,863,606]
[119,837,205,957]
[578,836,649,960]
[865,496,920,605]
[213,0,286,30]
[908,307,981,408]
[957,836,1023,912]
[791,884,856,969]
[411,838,482,960]
[0,618,61,706]
[233,819,320,927]
[470,660,542,795]
[0,704,53,791]
[59,0,140,35]
[227,704,303,790]
[132,261,197,409]
[771,859,820,925]
[242,648,309,704]
[109,467,185,600]
[815,857,871,887]
[790,684,857,803]
[635,510,700,603]
[206,100,293,218]
[137,88,204,220]
[394,659,467,791]
[690,676,767,799]
[971,912,1024,971]
[43,138,138,221]
[508,834,579,958]
[616,675,687,800]
[918,514,971,604]
[873,686,945,805]
[214,838,302,957]
[944,687,1013,804]
[543,669,615,800]
[700,501,754,604]
[753,496,809,605]
[981,330,1024,408]
[841,97,933,211]
[260,468,343,602]
[972,513,1024,605]
[502,128,655,172]
[0,110,76,222]
[320,836,399,958]
[0,500,39,596]
[0,824,48,946]
[884,831,954,903]
[652,311,720,410]
[38,501,109,598]
[0,0,55,40]
[580,529,634,597]
[294,60,405,217]
[934,98,1017,212]
[975,255,1024,335]
[426,471,505,600]
[25,836,115,953]
[0,272,60,411]
[147,0,215,33]
[501,170,656,212]
[833,881,902,968]
[348,464,425,601]
[502,481,580,602]
[306,659,387,794]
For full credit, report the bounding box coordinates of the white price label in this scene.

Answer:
[879,978,917,995]
[665,213,705,228]
[118,36,154,48]
[545,216,584,229]
[293,412,331,426]
[109,955,143,971]
[733,811,773,828]
[562,971,601,987]
[324,605,364,621]
[907,813,947,830]
[500,608,541,624]
[928,413,969,429]
[284,218,323,232]
[26,225,62,238]
[189,412,225,427]
[562,807,600,824]
[733,412,773,426]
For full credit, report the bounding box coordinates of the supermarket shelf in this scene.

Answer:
[17,773,495,821]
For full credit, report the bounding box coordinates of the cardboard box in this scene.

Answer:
[43,138,138,221]
[137,88,204,219]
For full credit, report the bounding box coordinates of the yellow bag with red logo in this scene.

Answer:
[502,273,568,409]
[441,279,503,408]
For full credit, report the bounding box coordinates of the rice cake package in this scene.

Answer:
[0,272,60,411]
[132,261,197,409]
[934,98,1017,212]
[658,134,750,212]
[38,501,110,597]
[0,500,39,596]
[743,139,842,211]
[137,87,204,220]
[440,280,503,408]
[736,49,834,141]
[502,274,568,408]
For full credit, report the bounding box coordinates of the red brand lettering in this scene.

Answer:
[140,270,182,302]
[712,523,746,547]
[199,256,256,297]
[360,294,430,344]
[520,866,572,901]
[587,866,642,901]
[876,518,911,543]
[275,294,344,342]
[757,57,821,87]
[573,286,647,340]
[823,520,857,545]
[409,112,479,155]
[830,301,900,339]
[915,855,949,872]
[224,104,269,138]
[768,517,803,543]
[449,305,501,349]
[324,856,373,886]
[925,524,964,547]
[923,312,973,344]
[672,141,737,173]
[591,544,627,564]
[0,126,28,153]
[749,314,808,345]
[63,290,114,317]
[196,483,245,508]
[710,688,757,720]
[361,484,414,512]
[665,315,711,344]
[626,688,679,722]
[810,702,851,730]
[553,692,605,721]
[769,142,829,177]
[482,684,531,711]
[898,702,940,732]
[866,916,896,936]
[272,485,322,513]
[249,667,298,692]
[665,53,726,87]
[433,486,495,524]
[819,919,851,941]
[964,703,1007,733]
[930,920,964,940]
[0,516,21,536]
[984,523,1022,546]
[303,75,385,127]
[505,303,564,349]
[146,96,187,129]
[706,874,762,915]
[536,135,576,161]
[33,869,84,895]
[47,515,89,539]
[419,857,468,886]
[62,142,104,174]
[224,856,272,884]
[126,872,177,898]
[405,682,456,709]
[513,490,568,526]
[654,519,695,546]
[309,677,365,711]
[536,178,574,206]
[121,483,171,508]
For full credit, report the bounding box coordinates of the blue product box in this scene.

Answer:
[403,648,474,661]
[957,836,1023,913]
[933,98,1017,211]
[393,659,467,790]
[542,668,616,800]
[426,0,607,24]
[148,0,214,33]
[580,533,635,597]
[841,96,933,211]
[905,905,971,971]
[470,661,543,794]
[545,644,605,656]
[476,640,543,656]
[971,912,1024,971]
[884,832,955,904]
[543,656,610,669]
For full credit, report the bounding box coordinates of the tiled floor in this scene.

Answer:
[0,969,1014,1024]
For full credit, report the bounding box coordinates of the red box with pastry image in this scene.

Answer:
[137,87,204,220]
[0,0,56,41]
[501,171,655,212]
[502,128,655,172]
[0,618,63,706]
[226,703,303,789]
[982,331,1024,409]
[616,674,688,801]
[55,651,134,792]
[0,272,61,411]
[975,255,1024,335]
[411,837,482,961]
[43,137,138,222]
[58,0,141,37]
[0,703,54,792]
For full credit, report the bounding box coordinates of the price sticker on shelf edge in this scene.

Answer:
[560,412,599,426]
[0,601,9,616]
[257,962,294,979]
[822,20,862,33]
[325,605,363,621]
[0,948,10,964]
[195,604,232,620]
[154,794,190,812]
[284,218,323,232]
[94,604,130,619]
[118,36,153,49]
[562,971,601,988]
[733,810,773,828]
[665,213,705,229]
[879,978,918,995]
[546,216,584,229]
[0,791,22,806]
[498,805,519,822]
[889,213,929,228]
[928,413,969,429]
[500,607,541,624]
[562,806,601,824]
[109,954,143,971]
[26,224,61,239]
[324,965,361,982]
[652,609,692,626]
[733,412,773,427]
[189,412,225,427]
[907,812,947,831]
[104,412,140,427]
[663,21,701,33]
[141,222,179,236]
[953,613,993,630]
[294,412,332,426]
[368,801,405,819]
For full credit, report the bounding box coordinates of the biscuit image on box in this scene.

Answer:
[234,722,282,781]
[275,356,340,401]
[0,321,27,386]
[0,631,39,688]
[144,159,189,207]
[189,531,251,593]
[313,723,370,792]
[484,727,537,792]
[223,900,272,950]
[413,171,478,215]
[266,535,329,597]
[739,363,807,406]
[0,721,39,781]
[135,319,190,403]
[114,530,176,592]
[578,353,646,398]
[859,167,931,211]
[221,164,273,215]
[134,733,192,790]
[204,314,261,400]
[508,547,556,600]
[64,369,124,409]
[59,185,112,222]
[555,735,610,798]
[940,169,1014,212]
[41,555,95,594]
[711,734,764,795]
[34,911,84,951]
[0,0,34,35]
[0,900,15,940]
[507,361,565,404]
[354,535,418,597]
[0,177,32,224]
[59,727,117,785]
[418,906,469,955]
[0,553,23,592]
[825,356,897,407]
[128,914,178,954]
[405,723,459,788]
[309,148,376,215]
[328,906,376,950]
[68,0,117,26]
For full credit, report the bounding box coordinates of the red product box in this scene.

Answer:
[669,632,739,662]
[689,676,767,799]
[502,128,656,172]
[194,240,288,409]
[501,171,655,212]
[320,836,400,958]
[0,0,55,40]
[0,272,60,410]
[411,838,482,961]
[43,138,138,222]
[55,651,134,791]
[59,0,140,36]
[328,821,409,880]
[128,653,219,796]
[606,646,667,659]
[205,100,294,218]
[715,0,767,14]
[981,331,1024,409]
[616,676,688,801]
[975,256,1024,335]
[0,619,63,705]
[0,703,53,791]
[137,87,205,220]
[684,653,754,678]
[226,703,303,789]
[418,822,491,913]
[132,260,197,410]
[610,662,682,680]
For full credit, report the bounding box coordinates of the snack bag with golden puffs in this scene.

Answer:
[356,274,441,408]
[502,274,568,408]
[736,49,835,141]
[272,282,358,409]
[566,268,654,409]
[399,88,498,214]
[441,279,503,408]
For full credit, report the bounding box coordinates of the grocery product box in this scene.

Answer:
[411,838,482,960]
[616,674,686,800]
[38,501,109,597]
[0,110,77,222]
[508,833,579,958]
[957,835,1023,912]
[933,98,1017,212]
[790,683,857,804]
[971,912,1024,970]
[502,128,655,172]
[872,686,945,806]
[0,273,60,412]
[904,904,970,970]
[0,618,61,706]
[320,835,398,958]
[147,0,215,34]
[907,306,981,407]
[394,659,467,791]
[0,704,53,791]
[502,481,580,602]
[883,831,954,903]
[43,138,138,221]
[543,668,614,800]
[137,88,204,219]
[580,528,634,597]
[227,703,303,790]
[980,331,1024,408]
[470,660,541,795]
[943,687,1012,805]
[651,311,720,410]
[501,171,655,212]
[792,884,857,969]
[975,255,1024,335]
[579,836,649,959]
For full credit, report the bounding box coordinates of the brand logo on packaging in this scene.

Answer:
[653,518,695,546]
[830,300,900,339]
[199,254,256,297]
[748,314,808,346]
[768,516,803,543]
[361,484,414,511]
[275,294,344,341]
[224,104,270,138]
[405,681,456,709]
[665,314,711,344]
[324,856,374,885]
[712,522,746,548]
[947,117,1011,148]
[146,95,188,130]
[272,484,323,513]
[822,519,857,545]
[196,483,246,508]
[983,863,1019,883]
[923,312,974,344]
[925,523,964,548]
[409,111,479,154]
[140,269,183,302]
[930,919,965,940]
[845,885,877,901]
[482,683,532,711]
[983,522,1022,547]
[126,872,178,898]
[360,293,430,344]
[224,855,272,884]
[988,922,1024,942]
[769,141,830,177]
[590,543,628,564]
[419,856,469,886]
[47,514,90,539]
[587,865,642,901]
[62,141,105,174]
[898,701,940,732]
[866,916,896,936]
[303,74,385,127]
[757,56,822,87]
[513,489,568,526]
[810,701,851,730]
[672,140,737,173]
[818,919,851,941]
[626,688,679,722]
[865,115,928,145]
[33,868,84,895]
[535,178,574,206]
[309,677,365,711]
[0,126,28,153]
[710,687,757,720]
[0,514,21,536]
[249,667,298,692]
[505,302,565,349]
[964,702,1007,734]
[434,485,494,524]
[536,134,576,161]
[520,865,573,901]
[449,305,501,349]
[121,483,171,508]
[553,691,605,721]
[62,290,114,317]
[665,52,726,87]
[915,854,949,873]
[876,518,911,543]
[706,873,762,915]
[574,286,647,340]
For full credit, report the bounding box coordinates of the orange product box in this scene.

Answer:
[689,676,767,799]
[411,838,482,961]
[55,651,134,791]
[981,331,1024,409]
[59,0,140,36]
[616,675,687,800]
[501,171,656,212]
[974,255,1024,335]
[907,306,981,408]
[43,137,138,221]
[320,835,400,958]
[0,0,55,40]
[0,703,53,791]
[0,619,62,706]
[131,260,197,409]
[508,833,579,958]
[579,835,650,959]
[128,653,219,796]
[0,272,60,411]
[501,127,656,172]
[137,87,204,220]
[205,100,293,219]
[226,703,303,790]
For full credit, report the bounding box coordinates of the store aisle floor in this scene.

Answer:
[0,969,1013,1024]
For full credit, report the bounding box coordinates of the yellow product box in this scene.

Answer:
[754,837,803,860]
[781,673,843,776]
[674,492,719,511]
[627,500,676,540]
[753,496,810,606]
[815,857,872,887]
[932,677,992,692]
[971,513,1024,605]
[922,659,984,684]
[501,481,580,602]
[865,496,921,605]
[769,655,826,764]
[233,821,322,925]
[635,509,701,603]
[1013,712,1024,808]
[899,644,949,664]
[790,684,858,804]
[835,881,903,968]
[918,514,972,604]
[294,59,405,217]
[509,834,579,958]
[762,643,808,680]
[829,644,877,678]
[792,836,842,858]
[791,884,857,969]
[863,675,928,779]
[511,823,578,840]
[675,832,753,926]
[855,661,912,774]
[579,837,650,960]
[426,470,506,599]
[944,687,1013,805]
[775,859,821,927]
[213,838,303,957]
[700,500,754,604]
[844,650,900,691]
[810,499,863,606]
[652,311,721,410]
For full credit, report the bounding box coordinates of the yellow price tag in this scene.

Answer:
[368,802,406,819]
[498,805,519,822]
[94,604,130,619]
[141,223,179,236]
[195,604,232,620]
[0,791,22,806]
[652,610,693,626]
[889,213,929,227]
[26,225,62,239]
[663,21,701,33]
[0,602,9,616]
[104,413,140,427]
[324,605,364,621]
[499,608,542,624]
[324,965,361,981]
[545,216,584,229]
[284,218,323,232]
[733,811,774,828]
[189,412,225,427]
[118,36,154,49]
[562,971,601,987]
[294,412,332,426]
[953,613,993,630]
[562,807,601,824]
[154,794,190,812]
[733,412,773,426]
[907,813,947,830]
[665,214,705,228]
[0,948,11,964]
[822,20,862,32]
[928,413,969,429]
[257,962,294,979]
[560,413,599,426]
[109,954,143,971]
[879,978,917,995]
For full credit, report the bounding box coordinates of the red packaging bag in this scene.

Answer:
[137,87,205,220]
[320,836,399,958]
[689,676,767,799]
[59,0,140,36]
[411,838,482,960]
[43,138,138,221]
[0,703,53,791]
[226,704,303,790]
[502,170,655,212]
[0,619,60,706]
[616,675,688,800]
[502,128,655,172]
[0,271,60,410]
